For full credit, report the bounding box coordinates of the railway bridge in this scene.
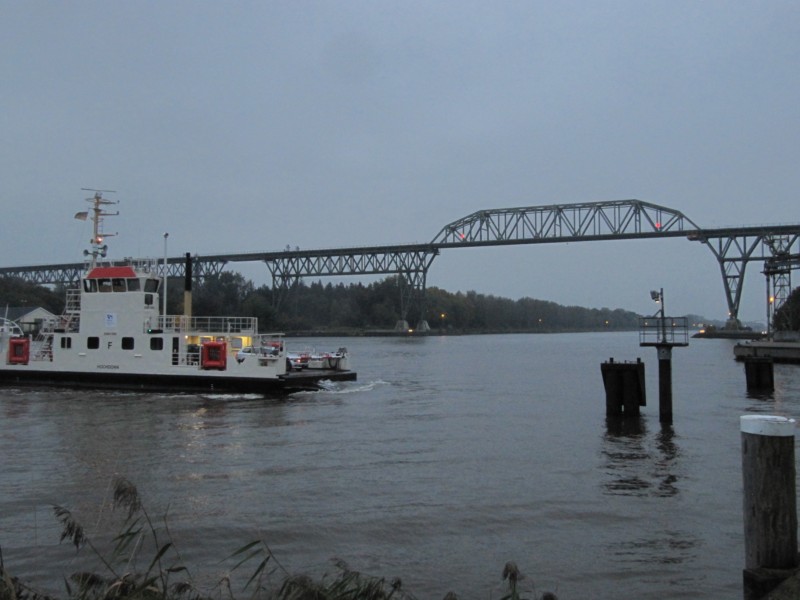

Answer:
[2,199,799,330]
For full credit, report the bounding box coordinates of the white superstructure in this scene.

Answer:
[0,192,354,393]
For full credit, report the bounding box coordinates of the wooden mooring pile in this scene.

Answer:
[600,358,645,417]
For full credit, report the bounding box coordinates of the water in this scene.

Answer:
[2,332,799,599]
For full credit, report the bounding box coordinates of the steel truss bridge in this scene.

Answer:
[2,200,799,328]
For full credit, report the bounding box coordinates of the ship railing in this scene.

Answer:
[154,315,258,335]
[85,257,160,274]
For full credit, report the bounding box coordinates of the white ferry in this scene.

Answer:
[0,192,355,394]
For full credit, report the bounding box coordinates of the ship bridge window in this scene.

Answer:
[83,279,98,293]
[112,278,126,292]
[144,279,159,293]
[97,279,112,293]
[127,278,141,292]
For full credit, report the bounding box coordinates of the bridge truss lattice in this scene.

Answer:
[2,200,799,328]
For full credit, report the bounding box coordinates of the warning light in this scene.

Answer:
[458,232,466,240]
[655,222,661,230]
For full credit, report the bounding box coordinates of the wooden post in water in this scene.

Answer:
[600,358,645,416]
[743,356,774,391]
[741,415,798,600]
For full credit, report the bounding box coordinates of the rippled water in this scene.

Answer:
[1,332,799,599]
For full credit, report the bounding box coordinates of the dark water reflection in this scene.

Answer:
[1,334,799,600]
[602,418,680,498]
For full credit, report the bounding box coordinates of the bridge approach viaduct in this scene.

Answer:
[2,200,799,330]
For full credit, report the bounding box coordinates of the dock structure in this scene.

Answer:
[734,339,800,364]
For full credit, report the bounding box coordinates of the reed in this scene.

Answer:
[0,479,558,600]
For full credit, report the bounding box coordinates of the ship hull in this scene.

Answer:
[0,366,356,394]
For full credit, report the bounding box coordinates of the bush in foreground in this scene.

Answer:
[0,478,557,600]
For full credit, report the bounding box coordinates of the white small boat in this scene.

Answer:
[0,192,355,394]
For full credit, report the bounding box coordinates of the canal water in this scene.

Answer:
[1,332,799,599]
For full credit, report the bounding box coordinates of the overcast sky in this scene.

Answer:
[2,1,798,322]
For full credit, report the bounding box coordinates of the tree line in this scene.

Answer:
[184,272,643,333]
[4,271,798,333]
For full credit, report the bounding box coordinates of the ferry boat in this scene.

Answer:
[0,192,355,394]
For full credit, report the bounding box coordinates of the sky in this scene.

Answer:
[1,1,798,323]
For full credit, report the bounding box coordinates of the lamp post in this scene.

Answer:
[650,288,665,343]
[163,233,169,318]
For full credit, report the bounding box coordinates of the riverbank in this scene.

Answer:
[283,326,644,337]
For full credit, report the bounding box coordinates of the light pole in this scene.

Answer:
[163,233,169,318]
[650,288,665,343]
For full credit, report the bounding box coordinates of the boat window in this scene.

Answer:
[150,338,163,351]
[60,337,72,349]
[87,337,100,349]
[112,278,126,292]
[97,279,112,293]
[126,278,141,292]
[122,337,134,350]
[83,279,97,293]
[144,279,159,293]
[144,293,154,306]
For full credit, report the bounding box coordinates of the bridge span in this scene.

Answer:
[2,199,798,328]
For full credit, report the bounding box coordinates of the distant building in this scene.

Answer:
[2,307,57,334]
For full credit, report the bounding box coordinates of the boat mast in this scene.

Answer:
[77,189,118,268]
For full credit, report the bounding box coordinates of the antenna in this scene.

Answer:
[79,189,119,267]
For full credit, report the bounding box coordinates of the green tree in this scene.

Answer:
[0,276,64,314]
[773,286,800,331]
[192,272,254,316]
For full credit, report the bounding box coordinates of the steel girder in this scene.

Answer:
[0,258,226,285]
[265,245,438,279]
[688,228,800,324]
[263,245,439,321]
[432,200,700,246]
[0,263,85,286]
[763,245,800,332]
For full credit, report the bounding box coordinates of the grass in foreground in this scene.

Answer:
[0,478,558,600]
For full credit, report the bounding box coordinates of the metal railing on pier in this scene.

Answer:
[638,316,689,347]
